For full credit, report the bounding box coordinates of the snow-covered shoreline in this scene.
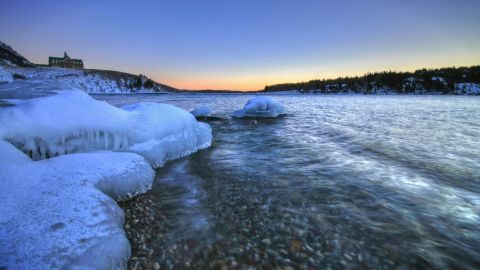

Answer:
[0,65,171,94]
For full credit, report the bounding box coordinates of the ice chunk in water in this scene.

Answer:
[190,105,213,117]
[232,96,285,117]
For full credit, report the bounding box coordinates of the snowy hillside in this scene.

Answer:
[0,65,175,93]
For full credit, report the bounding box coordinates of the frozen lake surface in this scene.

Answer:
[96,94,480,269]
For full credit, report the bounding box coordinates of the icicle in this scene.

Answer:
[39,142,46,160]
[88,130,94,142]
[121,135,129,149]
[113,133,120,150]
[24,138,36,152]
[95,130,100,146]
[32,147,40,160]
[104,131,109,149]
[58,145,63,156]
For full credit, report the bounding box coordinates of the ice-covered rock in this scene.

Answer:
[0,81,212,167]
[0,140,155,269]
[232,96,285,118]
[190,105,213,117]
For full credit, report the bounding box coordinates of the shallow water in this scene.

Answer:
[98,94,480,269]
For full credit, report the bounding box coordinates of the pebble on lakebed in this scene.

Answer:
[118,190,427,270]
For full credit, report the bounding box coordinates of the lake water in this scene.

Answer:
[96,94,480,269]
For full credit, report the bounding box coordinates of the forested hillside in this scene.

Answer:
[264,66,480,95]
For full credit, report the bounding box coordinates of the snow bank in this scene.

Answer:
[0,140,155,269]
[190,105,213,117]
[232,96,285,117]
[0,81,212,167]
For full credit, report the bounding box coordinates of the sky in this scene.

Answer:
[1,0,479,91]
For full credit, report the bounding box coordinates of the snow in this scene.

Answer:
[190,105,213,117]
[455,83,480,95]
[0,81,212,167]
[232,96,286,117]
[432,76,447,84]
[0,66,13,82]
[0,140,155,269]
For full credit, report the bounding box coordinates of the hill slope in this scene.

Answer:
[0,41,34,67]
[0,66,176,93]
[0,41,177,93]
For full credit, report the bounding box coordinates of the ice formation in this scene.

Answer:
[232,96,285,117]
[0,140,155,269]
[123,102,212,166]
[190,105,213,117]
[0,80,213,268]
[0,81,212,167]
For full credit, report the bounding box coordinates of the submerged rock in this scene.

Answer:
[195,114,231,122]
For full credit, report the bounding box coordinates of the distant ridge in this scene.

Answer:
[264,66,480,95]
[176,89,248,93]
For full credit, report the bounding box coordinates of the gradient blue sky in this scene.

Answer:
[1,0,479,90]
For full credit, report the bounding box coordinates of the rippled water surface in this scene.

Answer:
[97,94,480,269]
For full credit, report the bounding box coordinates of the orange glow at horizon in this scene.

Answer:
[153,58,480,92]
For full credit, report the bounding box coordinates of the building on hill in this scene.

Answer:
[49,52,83,69]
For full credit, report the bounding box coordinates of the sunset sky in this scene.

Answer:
[1,0,479,91]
